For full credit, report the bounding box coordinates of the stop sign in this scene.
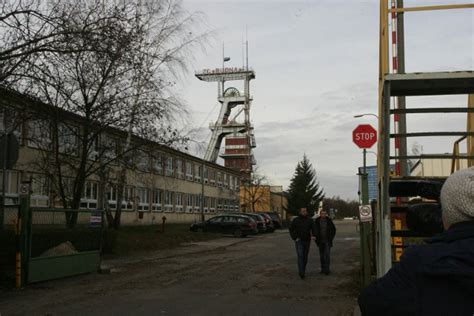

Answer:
[353,124,377,149]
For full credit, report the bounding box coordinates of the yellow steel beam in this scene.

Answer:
[389,4,474,13]
[378,0,389,177]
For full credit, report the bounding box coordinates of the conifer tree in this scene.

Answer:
[286,155,325,216]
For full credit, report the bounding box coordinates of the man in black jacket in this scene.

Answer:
[358,167,474,315]
[289,207,314,279]
[313,210,336,275]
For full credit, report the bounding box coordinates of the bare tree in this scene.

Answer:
[6,0,204,227]
[240,168,270,213]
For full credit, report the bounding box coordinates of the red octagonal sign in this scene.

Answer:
[353,124,377,149]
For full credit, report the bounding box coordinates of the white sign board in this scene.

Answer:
[359,205,372,222]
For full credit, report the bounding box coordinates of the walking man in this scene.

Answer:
[313,210,336,275]
[289,207,314,279]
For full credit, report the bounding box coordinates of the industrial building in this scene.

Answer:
[0,88,241,225]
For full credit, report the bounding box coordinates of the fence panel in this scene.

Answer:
[27,209,103,284]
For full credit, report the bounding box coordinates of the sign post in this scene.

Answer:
[353,124,377,288]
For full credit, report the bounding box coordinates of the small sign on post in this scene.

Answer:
[89,212,102,228]
[19,183,30,197]
[359,205,373,222]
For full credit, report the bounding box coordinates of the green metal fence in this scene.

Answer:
[0,205,19,288]
[26,208,104,284]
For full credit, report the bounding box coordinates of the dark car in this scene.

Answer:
[264,211,283,229]
[231,213,267,233]
[190,214,258,237]
[260,213,275,232]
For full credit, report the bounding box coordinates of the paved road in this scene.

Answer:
[0,220,360,316]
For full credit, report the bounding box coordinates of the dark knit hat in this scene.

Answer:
[440,167,474,227]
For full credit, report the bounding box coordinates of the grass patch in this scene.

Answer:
[104,224,221,256]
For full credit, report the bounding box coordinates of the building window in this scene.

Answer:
[154,153,163,175]
[175,192,183,212]
[223,173,228,188]
[203,166,209,184]
[0,170,20,205]
[80,181,98,209]
[0,109,22,141]
[185,161,193,181]
[217,172,222,187]
[136,152,150,172]
[88,135,100,161]
[58,177,74,203]
[165,156,174,177]
[122,186,134,211]
[229,175,233,190]
[194,164,201,182]
[152,189,162,212]
[209,168,216,186]
[136,187,150,211]
[102,135,117,163]
[186,194,193,212]
[234,200,239,212]
[194,194,201,212]
[30,174,50,207]
[28,119,51,149]
[58,123,78,155]
[176,159,184,179]
[204,196,209,213]
[164,190,174,212]
[210,197,216,213]
[106,184,117,209]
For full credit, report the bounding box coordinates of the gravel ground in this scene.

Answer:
[0,220,361,316]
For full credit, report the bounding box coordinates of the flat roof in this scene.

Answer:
[385,71,474,96]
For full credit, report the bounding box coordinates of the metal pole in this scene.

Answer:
[380,80,393,276]
[201,158,205,222]
[360,149,371,288]
[1,107,8,231]
[397,0,408,177]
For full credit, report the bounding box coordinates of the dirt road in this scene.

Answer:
[0,220,360,316]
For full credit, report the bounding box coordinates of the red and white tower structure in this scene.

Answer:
[195,66,256,179]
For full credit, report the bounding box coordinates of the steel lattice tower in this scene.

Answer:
[195,66,256,178]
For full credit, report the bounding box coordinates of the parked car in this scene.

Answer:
[259,213,275,232]
[190,214,258,237]
[231,213,267,233]
[264,211,283,229]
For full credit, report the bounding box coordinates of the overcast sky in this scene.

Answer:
[176,0,474,200]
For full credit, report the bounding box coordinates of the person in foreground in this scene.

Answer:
[358,167,474,315]
[289,207,314,279]
[313,210,336,275]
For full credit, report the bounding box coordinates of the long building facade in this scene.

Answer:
[1,88,240,225]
